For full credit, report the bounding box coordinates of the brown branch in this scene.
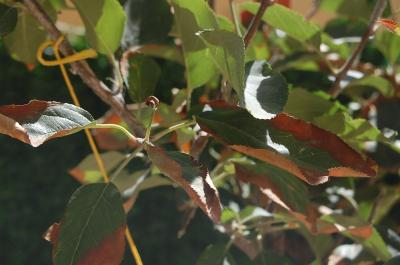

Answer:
[243,0,274,48]
[305,0,321,20]
[329,0,388,98]
[23,0,145,138]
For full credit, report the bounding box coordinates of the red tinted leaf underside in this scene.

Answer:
[147,145,221,222]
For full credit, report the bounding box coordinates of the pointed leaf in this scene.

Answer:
[74,0,126,54]
[122,0,173,47]
[375,29,400,65]
[244,61,288,119]
[147,145,221,222]
[53,183,126,265]
[196,107,377,185]
[197,29,245,100]
[241,3,321,47]
[0,3,17,37]
[345,75,394,98]
[196,244,237,265]
[0,101,94,147]
[171,0,219,89]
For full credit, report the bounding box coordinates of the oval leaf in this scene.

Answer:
[74,0,126,54]
[244,61,288,119]
[122,0,173,47]
[0,100,94,147]
[147,145,222,222]
[196,107,377,185]
[53,183,126,265]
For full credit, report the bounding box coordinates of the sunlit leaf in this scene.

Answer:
[197,29,245,100]
[74,0,126,54]
[0,101,94,147]
[53,183,126,265]
[243,61,288,119]
[147,145,221,222]
[345,75,395,98]
[196,107,377,185]
[171,0,219,89]
[375,29,400,65]
[241,2,321,47]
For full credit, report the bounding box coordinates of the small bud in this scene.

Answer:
[146,96,159,109]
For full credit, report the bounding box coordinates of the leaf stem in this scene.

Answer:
[151,119,196,142]
[329,0,388,98]
[88,123,141,143]
[243,0,273,48]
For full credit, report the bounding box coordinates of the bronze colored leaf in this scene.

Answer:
[147,145,222,222]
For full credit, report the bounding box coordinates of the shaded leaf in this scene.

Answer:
[235,161,309,213]
[171,0,219,89]
[123,54,161,103]
[53,183,126,265]
[254,250,295,265]
[383,255,400,265]
[243,61,288,119]
[0,3,17,37]
[196,244,234,265]
[0,100,94,147]
[196,107,377,185]
[3,4,53,64]
[122,0,173,47]
[197,29,245,100]
[147,145,221,222]
[241,2,321,47]
[74,0,126,54]
[137,44,184,64]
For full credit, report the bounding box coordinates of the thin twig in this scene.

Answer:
[306,0,321,21]
[23,0,145,137]
[243,0,273,48]
[329,0,388,98]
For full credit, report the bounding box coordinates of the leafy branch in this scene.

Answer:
[329,0,388,98]
[243,0,273,48]
[22,0,145,137]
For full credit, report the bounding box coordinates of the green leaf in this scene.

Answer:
[196,244,231,265]
[241,2,321,47]
[3,5,52,64]
[283,88,342,122]
[74,0,126,54]
[345,75,395,98]
[375,30,400,65]
[53,183,126,265]
[197,29,245,99]
[0,100,94,147]
[384,256,400,265]
[196,107,377,185]
[235,161,309,213]
[122,0,173,47]
[137,44,184,64]
[243,61,288,119]
[147,145,222,222]
[322,215,391,261]
[320,0,373,20]
[0,3,17,37]
[171,0,219,89]
[124,54,161,103]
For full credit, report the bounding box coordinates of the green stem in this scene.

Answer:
[110,146,144,181]
[144,108,157,142]
[88,123,139,142]
[152,119,196,142]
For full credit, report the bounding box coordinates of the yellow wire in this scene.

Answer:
[38,36,144,265]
